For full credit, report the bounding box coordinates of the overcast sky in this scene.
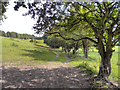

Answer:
[0,0,42,37]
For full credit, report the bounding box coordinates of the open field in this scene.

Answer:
[1,37,66,65]
[1,36,120,85]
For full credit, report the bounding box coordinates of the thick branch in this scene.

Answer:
[46,31,98,44]
[84,16,97,34]
[95,2,105,16]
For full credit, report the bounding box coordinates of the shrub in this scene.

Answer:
[34,39,38,43]
[11,43,18,47]
[30,39,34,42]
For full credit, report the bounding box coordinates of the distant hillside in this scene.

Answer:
[0,30,42,40]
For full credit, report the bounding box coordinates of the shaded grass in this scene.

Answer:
[34,39,49,47]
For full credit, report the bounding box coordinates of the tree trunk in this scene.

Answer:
[84,47,88,58]
[96,36,113,80]
[73,49,76,56]
[73,41,79,56]
[82,40,88,58]
[97,55,111,80]
[62,47,64,52]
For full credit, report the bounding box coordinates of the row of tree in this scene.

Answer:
[0,30,36,39]
[43,33,92,58]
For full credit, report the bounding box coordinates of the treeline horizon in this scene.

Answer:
[0,30,42,40]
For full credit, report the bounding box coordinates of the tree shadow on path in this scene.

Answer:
[2,67,91,88]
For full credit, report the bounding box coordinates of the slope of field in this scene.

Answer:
[1,37,66,66]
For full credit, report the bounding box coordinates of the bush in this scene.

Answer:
[11,43,18,47]
[30,39,34,42]
[77,62,97,75]
[34,39,38,43]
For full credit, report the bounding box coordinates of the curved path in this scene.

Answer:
[2,62,91,88]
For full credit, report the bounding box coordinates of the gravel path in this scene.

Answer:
[1,62,91,88]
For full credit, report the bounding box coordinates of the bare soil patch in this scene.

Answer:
[2,62,91,88]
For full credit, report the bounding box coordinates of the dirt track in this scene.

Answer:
[2,62,91,88]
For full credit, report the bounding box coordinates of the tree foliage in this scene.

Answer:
[0,1,9,24]
[0,30,36,39]
[14,1,120,80]
[44,35,61,48]
[0,30,6,36]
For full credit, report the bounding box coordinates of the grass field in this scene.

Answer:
[1,36,119,83]
[1,37,66,66]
